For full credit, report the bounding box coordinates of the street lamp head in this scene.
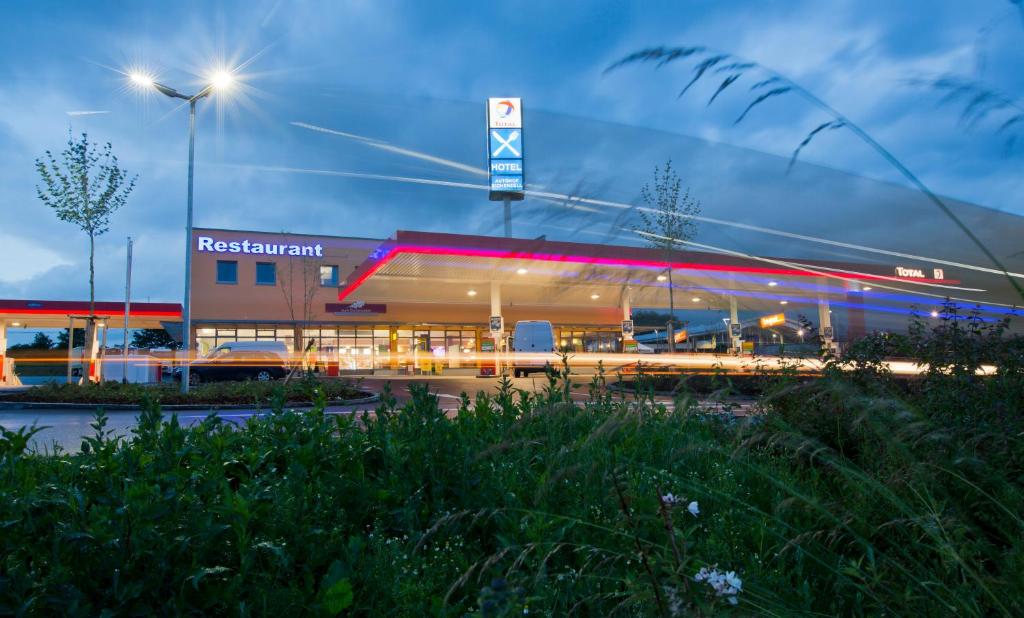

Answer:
[130,72,154,88]
[208,69,234,91]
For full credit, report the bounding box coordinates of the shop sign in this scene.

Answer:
[759,313,786,328]
[673,329,688,343]
[325,301,387,315]
[198,235,323,257]
[624,341,639,353]
[480,339,495,353]
[487,97,525,201]
[894,266,925,278]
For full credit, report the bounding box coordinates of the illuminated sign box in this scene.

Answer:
[487,97,525,201]
[759,313,786,328]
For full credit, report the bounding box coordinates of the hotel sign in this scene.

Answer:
[759,313,786,328]
[487,97,525,201]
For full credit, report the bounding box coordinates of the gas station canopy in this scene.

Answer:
[0,299,182,329]
[337,231,973,318]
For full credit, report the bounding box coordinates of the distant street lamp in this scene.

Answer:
[130,70,234,393]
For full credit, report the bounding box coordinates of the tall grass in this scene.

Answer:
[0,317,1021,615]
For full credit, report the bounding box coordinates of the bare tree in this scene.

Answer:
[636,160,701,353]
[278,233,322,379]
[35,131,137,316]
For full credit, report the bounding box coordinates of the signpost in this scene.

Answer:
[487,98,525,236]
[759,313,786,328]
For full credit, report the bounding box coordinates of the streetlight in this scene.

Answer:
[130,70,234,392]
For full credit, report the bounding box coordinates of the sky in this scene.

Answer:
[1,0,1022,325]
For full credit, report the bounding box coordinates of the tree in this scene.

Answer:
[35,131,137,316]
[30,333,55,349]
[131,328,180,350]
[56,328,86,350]
[636,159,701,353]
[278,232,323,380]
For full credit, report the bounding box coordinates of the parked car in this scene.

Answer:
[510,320,556,377]
[175,341,290,385]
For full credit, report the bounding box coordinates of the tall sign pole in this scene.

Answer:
[122,236,133,383]
[486,97,525,237]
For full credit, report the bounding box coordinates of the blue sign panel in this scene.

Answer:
[487,98,525,201]
[490,160,523,175]
[489,129,523,159]
[490,175,524,192]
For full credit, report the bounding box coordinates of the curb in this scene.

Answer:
[0,392,380,412]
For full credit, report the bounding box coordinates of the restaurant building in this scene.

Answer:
[187,227,971,372]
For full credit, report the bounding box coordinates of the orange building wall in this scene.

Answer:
[189,228,622,328]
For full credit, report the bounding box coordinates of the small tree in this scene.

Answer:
[30,333,55,349]
[35,131,137,316]
[131,328,180,350]
[278,233,322,379]
[56,328,86,350]
[636,160,701,353]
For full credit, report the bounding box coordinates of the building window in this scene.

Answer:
[320,264,339,287]
[256,262,276,286]
[216,260,237,284]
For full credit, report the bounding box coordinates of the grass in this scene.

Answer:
[0,376,367,405]
[0,312,1021,615]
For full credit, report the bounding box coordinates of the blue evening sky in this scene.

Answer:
[1,0,1022,309]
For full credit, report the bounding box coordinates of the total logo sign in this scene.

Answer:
[895,266,945,280]
[488,97,522,128]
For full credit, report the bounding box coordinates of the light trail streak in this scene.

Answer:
[237,151,1024,285]
[634,230,992,300]
[290,121,488,177]
[16,351,994,378]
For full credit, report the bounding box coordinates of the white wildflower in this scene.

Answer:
[661,493,679,505]
[693,566,742,605]
[687,501,700,517]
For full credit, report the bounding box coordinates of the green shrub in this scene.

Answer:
[0,377,366,405]
[0,317,1021,616]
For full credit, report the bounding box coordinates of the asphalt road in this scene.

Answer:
[2,375,680,453]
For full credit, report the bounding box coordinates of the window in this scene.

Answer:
[216,260,237,284]
[320,264,339,287]
[256,262,276,286]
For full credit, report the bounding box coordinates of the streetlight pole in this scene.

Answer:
[181,97,198,393]
[122,236,133,383]
[131,73,224,393]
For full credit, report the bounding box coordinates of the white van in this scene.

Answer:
[206,340,290,360]
[511,320,556,377]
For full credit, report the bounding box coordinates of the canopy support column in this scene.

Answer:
[818,296,835,355]
[729,296,742,354]
[0,320,7,385]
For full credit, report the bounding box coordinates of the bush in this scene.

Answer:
[0,321,1021,616]
[0,377,367,405]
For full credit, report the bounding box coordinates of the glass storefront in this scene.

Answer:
[195,326,294,357]
[195,323,622,372]
[556,328,622,353]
